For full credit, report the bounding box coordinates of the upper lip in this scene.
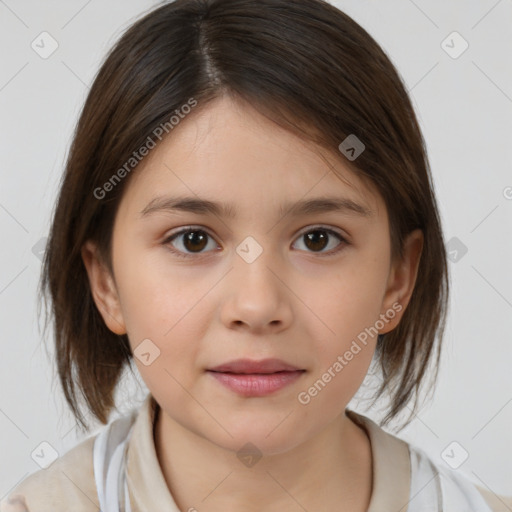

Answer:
[208,358,303,374]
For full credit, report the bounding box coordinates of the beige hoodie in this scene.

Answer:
[1,393,510,511]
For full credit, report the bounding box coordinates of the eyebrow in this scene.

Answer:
[139,195,373,219]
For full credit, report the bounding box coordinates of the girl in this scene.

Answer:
[2,0,510,510]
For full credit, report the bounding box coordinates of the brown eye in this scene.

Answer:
[163,225,348,260]
[293,227,347,255]
[304,230,329,251]
[181,230,208,252]
[164,228,218,258]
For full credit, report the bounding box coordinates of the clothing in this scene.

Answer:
[1,393,510,511]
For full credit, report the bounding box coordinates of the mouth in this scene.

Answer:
[207,358,304,374]
[206,358,306,397]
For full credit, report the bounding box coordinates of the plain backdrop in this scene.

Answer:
[1,0,511,500]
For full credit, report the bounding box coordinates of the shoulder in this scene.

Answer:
[407,442,512,512]
[0,434,100,512]
[474,485,512,512]
[346,409,511,512]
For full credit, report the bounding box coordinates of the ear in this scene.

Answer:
[379,229,424,334]
[81,240,127,335]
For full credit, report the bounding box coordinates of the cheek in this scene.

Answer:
[302,253,387,393]
[313,256,387,343]
[297,290,379,416]
[114,250,211,373]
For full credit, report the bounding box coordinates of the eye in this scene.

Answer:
[163,225,349,259]
[292,227,348,256]
[163,227,219,258]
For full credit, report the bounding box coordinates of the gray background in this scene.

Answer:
[1,0,511,500]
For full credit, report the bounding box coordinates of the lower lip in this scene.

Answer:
[207,370,305,397]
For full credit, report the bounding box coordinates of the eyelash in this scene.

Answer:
[162,225,349,260]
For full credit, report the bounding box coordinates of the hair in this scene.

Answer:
[39,0,449,434]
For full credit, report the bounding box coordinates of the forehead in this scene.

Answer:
[116,96,385,223]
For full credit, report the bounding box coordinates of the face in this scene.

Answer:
[83,95,422,455]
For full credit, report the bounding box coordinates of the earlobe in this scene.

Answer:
[81,240,127,335]
[379,229,424,334]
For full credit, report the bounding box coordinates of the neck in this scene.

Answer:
[153,404,373,512]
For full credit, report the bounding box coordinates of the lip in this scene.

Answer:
[206,358,305,397]
[207,371,305,397]
[208,358,302,374]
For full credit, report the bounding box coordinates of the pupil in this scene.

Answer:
[305,230,327,251]
[184,231,207,252]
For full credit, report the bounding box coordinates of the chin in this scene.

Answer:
[210,420,308,458]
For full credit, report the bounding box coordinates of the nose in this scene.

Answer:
[219,243,293,335]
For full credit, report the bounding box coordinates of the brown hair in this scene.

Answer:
[39,0,449,433]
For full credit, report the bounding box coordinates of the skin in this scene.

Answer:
[82,94,423,511]
[2,496,28,512]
